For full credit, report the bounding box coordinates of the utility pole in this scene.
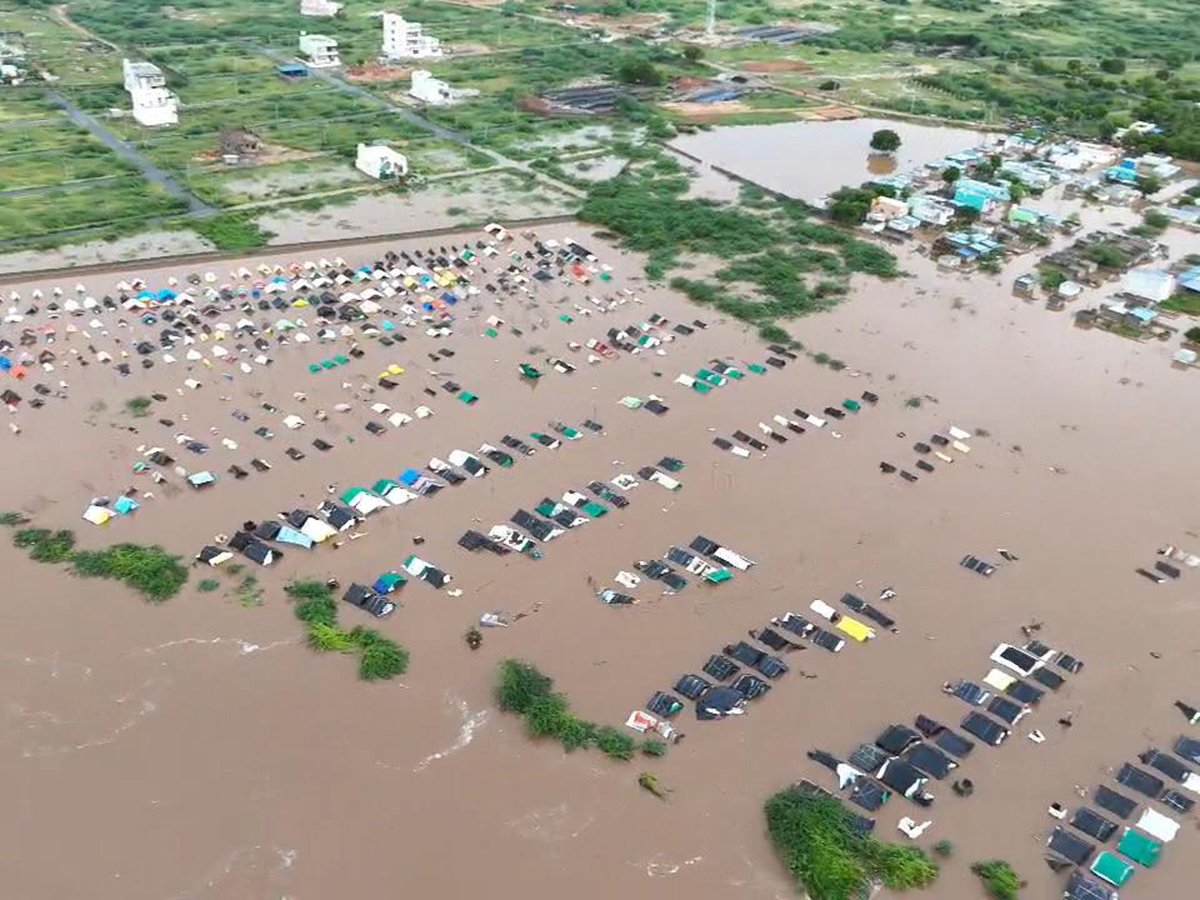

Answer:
[706,0,717,38]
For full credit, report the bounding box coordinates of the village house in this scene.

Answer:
[300,0,342,16]
[382,13,442,60]
[299,33,341,68]
[219,128,262,163]
[0,31,25,85]
[409,69,476,106]
[356,142,408,180]
[122,59,179,127]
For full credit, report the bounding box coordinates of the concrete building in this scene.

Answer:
[0,31,26,85]
[409,69,476,106]
[300,0,342,16]
[382,13,442,60]
[219,128,262,163]
[122,59,179,127]
[299,33,341,68]
[356,142,409,180]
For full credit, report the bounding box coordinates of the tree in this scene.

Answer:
[1136,174,1162,196]
[617,56,663,87]
[942,166,961,185]
[682,45,703,63]
[870,129,901,153]
[818,79,840,91]
[972,860,1022,900]
[827,187,876,225]
[1184,326,1200,343]
[1100,58,1127,75]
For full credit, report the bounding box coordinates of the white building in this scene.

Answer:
[298,33,341,68]
[122,59,179,127]
[356,142,409,180]
[382,13,442,60]
[300,0,342,16]
[409,69,476,106]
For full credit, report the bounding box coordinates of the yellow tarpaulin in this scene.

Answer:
[835,616,875,642]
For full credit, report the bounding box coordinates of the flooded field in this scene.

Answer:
[671,118,992,201]
[0,219,1197,900]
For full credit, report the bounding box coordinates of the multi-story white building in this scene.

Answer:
[122,59,179,127]
[300,0,342,17]
[298,33,341,68]
[382,13,442,60]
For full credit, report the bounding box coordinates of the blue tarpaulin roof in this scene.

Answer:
[399,468,421,486]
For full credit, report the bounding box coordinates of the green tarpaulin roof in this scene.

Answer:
[581,502,607,517]
[372,479,398,494]
[341,487,369,504]
[1117,829,1161,867]
[535,500,557,516]
[459,391,478,404]
[1091,852,1135,886]
[692,381,712,393]
[748,363,767,374]
[724,368,744,379]
[705,569,734,584]
[843,399,861,411]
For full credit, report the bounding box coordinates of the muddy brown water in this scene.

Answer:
[670,118,993,201]
[1,215,1198,900]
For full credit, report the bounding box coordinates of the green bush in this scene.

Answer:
[0,511,29,526]
[308,622,356,653]
[286,579,333,602]
[496,659,555,713]
[766,788,939,900]
[932,840,955,858]
[124,396,152,417]
[595,726,636,761]
[295,597,338,627]
[358,636,410,680]
[197,579,220,593]
[972,860,1021,900]
[189,214,274,252]
[495,660,634,761]
[642,738,668,757]
[524,693,572,737]
[16,528,77,563]
[1185,326,1200,343]
[74,544,188,601]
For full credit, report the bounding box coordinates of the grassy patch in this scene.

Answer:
[187,213,274,252]
[1161,292,1200,316]
[197,578,220,593]
[766,787,939,900]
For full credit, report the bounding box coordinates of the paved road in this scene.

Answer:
[47,90,212,214]
[248,44,585,200]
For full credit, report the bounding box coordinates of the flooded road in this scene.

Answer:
[671,118,992,200]
[1,217,1198,900]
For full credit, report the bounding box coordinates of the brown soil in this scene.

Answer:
[345,63,411,84]
[741,60,814,74]
[799,104,860,121]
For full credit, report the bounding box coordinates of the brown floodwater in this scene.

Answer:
[671,118,993,201]
[0,212,1198,900]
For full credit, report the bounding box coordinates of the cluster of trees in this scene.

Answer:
[5,518,189,602]
[495,660,660,760]
[288,580,409,680]
[765,787,939,900]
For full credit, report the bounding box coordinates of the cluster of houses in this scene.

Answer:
[294,13,472,106]
[297,11,445,70]
[840,129,1188,276]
